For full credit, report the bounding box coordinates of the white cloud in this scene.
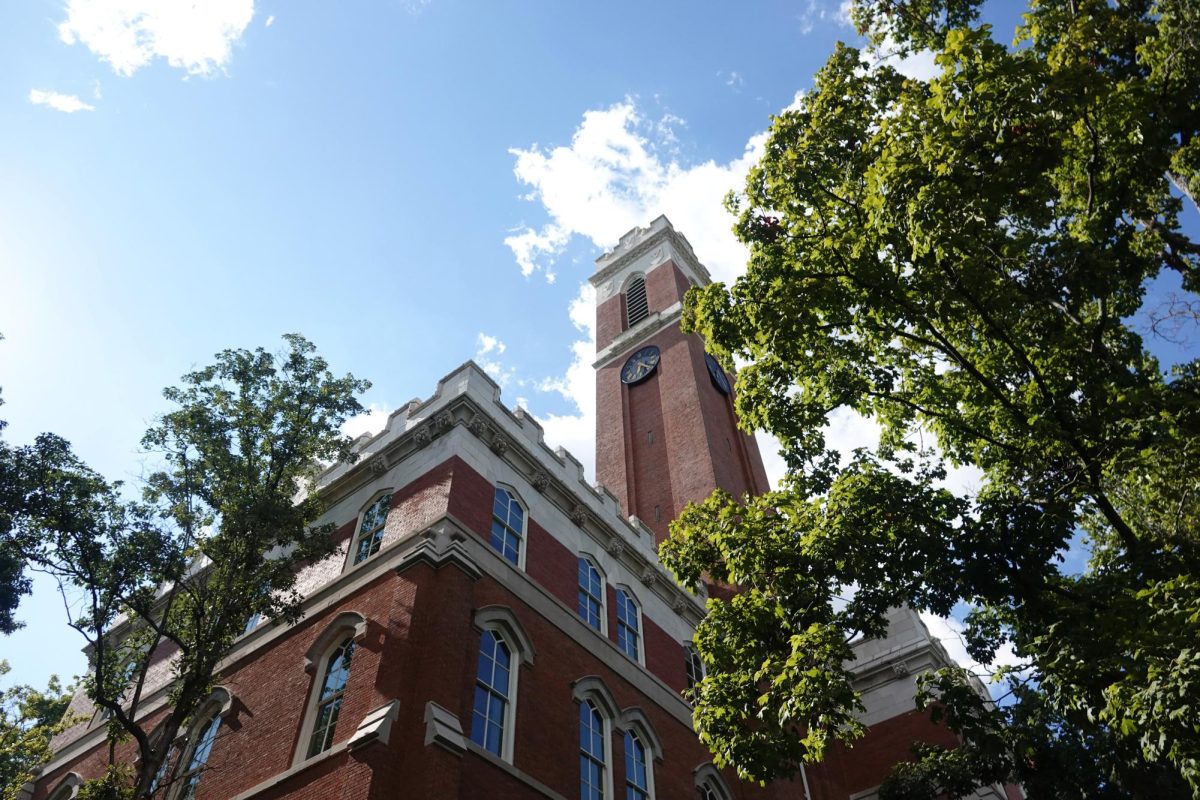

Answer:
[28,88,95,113]
[264,14,275,27]
[799,0,853,35]
[58,0,255,77]
[342,402,392,440]
[475,333,516,389]
[534,284,598,481]
[873,39,940,82]
[506,99,765,285]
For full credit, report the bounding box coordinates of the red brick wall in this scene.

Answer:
[595,260,771,543]
[805,709,962,799]
[526,518,577,610]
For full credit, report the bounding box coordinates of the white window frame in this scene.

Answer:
[47,773,82,800]
[618,709,662,800]
[572,677,619,800]
[614,586,644,665]
[577,554,607,634]
[579,698,611,800]
[295,612,368,766]
[693,764,732,800]
[346,489,394,569]
[489,484,527,570]
[470,607,535,764]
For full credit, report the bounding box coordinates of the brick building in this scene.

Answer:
[30,218,1004,800]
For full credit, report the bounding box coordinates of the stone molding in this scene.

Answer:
[423,701,466,755]
[348,699,400,751]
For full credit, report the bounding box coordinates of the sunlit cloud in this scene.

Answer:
[28,88,95,113]
[58,0,255,77]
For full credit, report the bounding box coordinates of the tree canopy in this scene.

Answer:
[0,662,74,800]
[1,334,367,799]
[661,0,1200,797]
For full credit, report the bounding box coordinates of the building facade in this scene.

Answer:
[31,218,996,800]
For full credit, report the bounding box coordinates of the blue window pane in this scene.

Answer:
[616,590,640,660]
[624,731,649,800]
[470,629,511,756]
[578,558,603,630]
[489,488,523,565]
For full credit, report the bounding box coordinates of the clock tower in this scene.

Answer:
[591,216,769,544]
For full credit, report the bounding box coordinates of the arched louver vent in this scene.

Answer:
[625,275,649,327]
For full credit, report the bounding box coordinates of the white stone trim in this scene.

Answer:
[465,740,569,800]
[423,701,467,755]
[347,699,399,751]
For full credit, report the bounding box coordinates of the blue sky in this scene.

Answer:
[1,1,1193,691]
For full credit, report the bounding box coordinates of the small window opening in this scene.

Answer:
[654,505,662,523]
[647,430,654,444]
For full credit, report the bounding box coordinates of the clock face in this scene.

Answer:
[705,353,731,395]
[620,346,661,385]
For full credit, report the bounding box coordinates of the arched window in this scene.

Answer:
[694,764,732,800]
[577,556,605,631]
[580,699,607,800]
[470,629,512,757]
[624,729,652,800]
[47,774,82,800]
[615,588,641,662]
[625,274,649,327]
[352,492,393,565]
[307,637,355,757]
[490,487,525,566]
[685,643,704,691]
[177,712,220,800]
[573,676,618,800]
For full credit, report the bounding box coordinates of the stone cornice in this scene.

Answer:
[590,215,711,290]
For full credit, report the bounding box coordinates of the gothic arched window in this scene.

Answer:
[577,556,605,631]
[307,637,355,758]
[490,487,525,566]
[624,729,652,800]
[470,628,513,757]
[615,587,642,662]
[352,491,393,565]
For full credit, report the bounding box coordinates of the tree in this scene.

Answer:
[0,661,75,800]
[661,1,1200,797]
[7,334,368,799]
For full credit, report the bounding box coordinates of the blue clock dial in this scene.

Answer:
[620,346,661,385]
[705,353,731,395]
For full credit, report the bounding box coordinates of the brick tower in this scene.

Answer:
[591,216,769,542]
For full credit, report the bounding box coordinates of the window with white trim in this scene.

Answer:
[307,636,355,757]
[177,712,220,800]
[490,487,525,566]
[615,588,641,661]
[352,493,392,565]
[578,556,604,631]
[580,699,608,800]
[470,629,512,757]
[625,274,649,327]
[624,729,651,800]
[694,763,732,800]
